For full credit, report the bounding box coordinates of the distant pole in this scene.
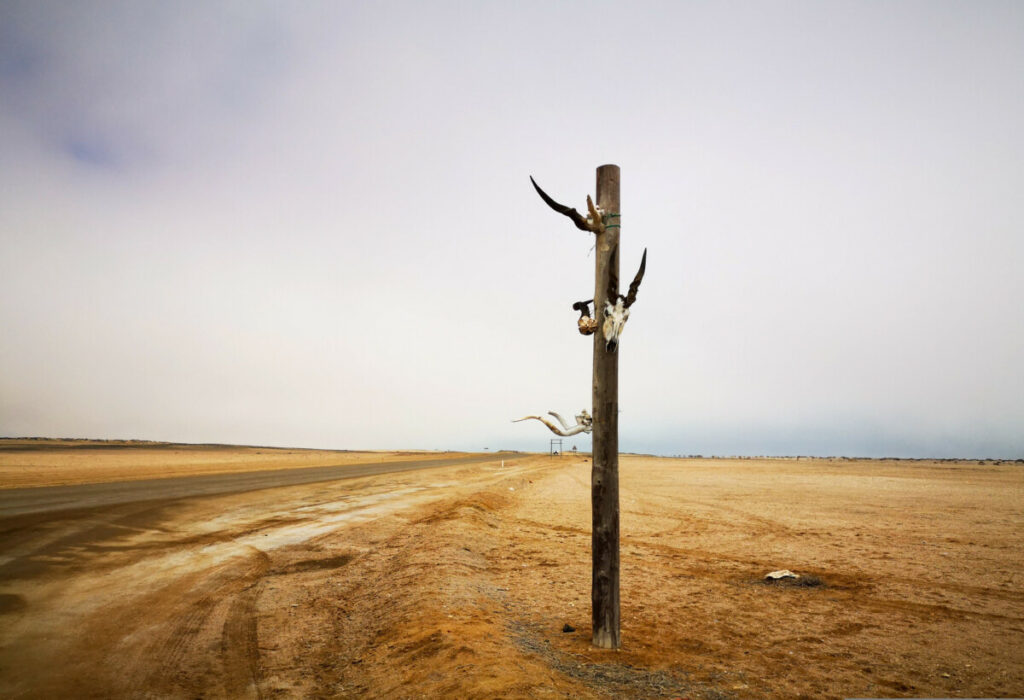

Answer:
[591,164,620,649]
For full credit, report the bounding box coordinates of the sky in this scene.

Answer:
[1,1,1022,458]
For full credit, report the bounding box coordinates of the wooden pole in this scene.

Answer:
[591,164,620,649]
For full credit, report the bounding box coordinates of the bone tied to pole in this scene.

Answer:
[513,410,593,436]
[514,174,647,433]
[528,177,646,351]
[593,246,646,351]
[518,168,646,650]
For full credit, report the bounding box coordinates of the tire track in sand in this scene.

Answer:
[220,549,268,699]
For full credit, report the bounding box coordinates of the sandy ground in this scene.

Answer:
[1,443,1022,699]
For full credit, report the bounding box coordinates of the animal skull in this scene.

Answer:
[573,299,598,335]
[601,247,647,352]
[602,298,630,353]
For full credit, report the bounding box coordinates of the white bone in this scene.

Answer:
[602,298,630,352]
[514,409,592,436]
[548,411,573,431]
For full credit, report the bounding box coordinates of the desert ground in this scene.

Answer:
[1,440,1022,699]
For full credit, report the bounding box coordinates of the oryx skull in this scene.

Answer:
[602,247,647,353]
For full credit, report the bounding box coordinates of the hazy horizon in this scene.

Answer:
[2,2,1023,459]
[6,434,1024,462]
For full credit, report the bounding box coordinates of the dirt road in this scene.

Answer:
[0,447,536,698]
[1,444,1022,699]
[0,452,513,517]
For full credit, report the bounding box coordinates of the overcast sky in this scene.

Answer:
[1,1,1022,458]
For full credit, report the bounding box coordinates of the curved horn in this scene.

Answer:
[513,414,589,436]
[606,245,620,304]
[572,299,594,319]
[547,411,572,431]
[624,248,647,308]
[530,176,591,232]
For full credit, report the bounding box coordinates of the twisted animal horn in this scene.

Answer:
[547,411,572,431]
[513,414,591,436]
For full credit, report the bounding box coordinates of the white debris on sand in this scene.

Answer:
[765,569,800,580]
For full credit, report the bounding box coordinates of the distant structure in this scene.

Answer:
[550,438,562,456]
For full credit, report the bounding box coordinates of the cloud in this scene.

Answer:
[0,0,303,172]
[1,1,1023,457]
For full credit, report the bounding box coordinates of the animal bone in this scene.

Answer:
[530,176,604,234]
[572,299,597,335]
[602,247,647,353]
[765,569,799,580]
[514,409,593,436]
[585,195,605,233]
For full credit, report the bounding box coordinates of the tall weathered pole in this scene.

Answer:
[525,164,643,649]
[591,164,620,649]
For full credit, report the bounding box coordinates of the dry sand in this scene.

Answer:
[0,438,447,488]
[1,442,1022,698]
